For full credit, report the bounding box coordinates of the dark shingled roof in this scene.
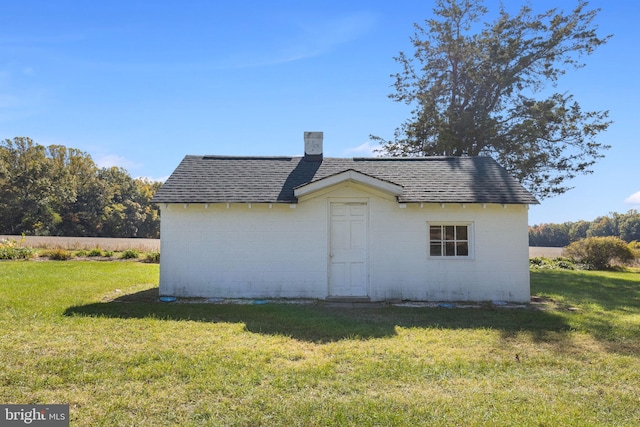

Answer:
[152,155,539,205]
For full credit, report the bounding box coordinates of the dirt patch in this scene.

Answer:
[104,291,558,310]
[530,295,580,312]
[99,287,577,311]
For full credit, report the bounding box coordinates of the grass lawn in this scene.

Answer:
[1,262,639,426]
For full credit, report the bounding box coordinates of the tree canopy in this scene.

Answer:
[529,210,640,247]
[0,137,161,238]
[373,0,611,199]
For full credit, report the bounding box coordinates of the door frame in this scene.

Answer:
[327,198,370,298]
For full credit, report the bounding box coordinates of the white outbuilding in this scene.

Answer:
[152,132,539,303]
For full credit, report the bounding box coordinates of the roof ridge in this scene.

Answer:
[202,155,294,160]
[352,156,479,161]
[195,155,489,161]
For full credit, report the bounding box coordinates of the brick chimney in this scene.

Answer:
[304,131,323,162]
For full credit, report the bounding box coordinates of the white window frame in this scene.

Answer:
[427,222,474,259]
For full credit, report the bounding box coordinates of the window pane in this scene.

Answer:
[430,226,441,241]
[445,242,456,256]
[430,243,442,256]
[445,226,455,240]
[456,226,468,241]
[456,242,469,256]
[429,224,471,258]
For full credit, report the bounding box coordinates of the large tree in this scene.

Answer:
[0,137,57,234]
[373,0,611,198]
[0,137,161,237]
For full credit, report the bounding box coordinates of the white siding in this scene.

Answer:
[159,183,530,302]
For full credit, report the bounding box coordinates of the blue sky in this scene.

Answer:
[2,0,638,226]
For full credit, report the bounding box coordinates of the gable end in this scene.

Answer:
[294,169,404,199]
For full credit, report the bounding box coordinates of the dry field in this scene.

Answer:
[3,235,561,258]
[0,235,160,252]
[529,246,565,258]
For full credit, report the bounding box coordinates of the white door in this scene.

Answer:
[329,202,368,297]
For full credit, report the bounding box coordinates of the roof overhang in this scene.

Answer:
[294,169,404,199]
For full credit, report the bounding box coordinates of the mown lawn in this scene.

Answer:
[1,261,639,426]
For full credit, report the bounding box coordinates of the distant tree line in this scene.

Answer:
[529,210,640,247]
[0,137,161,238]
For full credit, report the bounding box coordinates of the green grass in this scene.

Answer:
[1,262,639,426]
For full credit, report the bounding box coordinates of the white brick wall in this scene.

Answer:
[159,184,530,302]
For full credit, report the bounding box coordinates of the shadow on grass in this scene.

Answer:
[531,269,640,311]
[64,287,574,344]
[531,269,640,351]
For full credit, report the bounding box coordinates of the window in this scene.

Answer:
[429,224,471,257]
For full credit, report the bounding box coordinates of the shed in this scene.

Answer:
[152,132,539,302]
